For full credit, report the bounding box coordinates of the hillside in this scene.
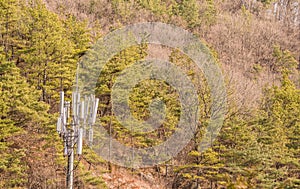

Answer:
[0,0,299,188]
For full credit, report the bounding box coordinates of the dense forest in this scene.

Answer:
[0,0,299,188]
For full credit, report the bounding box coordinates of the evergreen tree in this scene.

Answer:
[253,69,300,188]
[18,0,90,105]
[0,0,26,60]
[169,48,228,188]
[0,48,49,187]
[201,0,217,27]
[271,45,298,73]
[179,0,200,28]
[218,115,260,188]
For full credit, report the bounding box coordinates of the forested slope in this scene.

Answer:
[0,0,299,188]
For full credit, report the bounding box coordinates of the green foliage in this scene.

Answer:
[129,79,181,146]
[218,115,260,187]
[263,70,300,153]
[22,1,69,101]
[169,42,299,188]
[201,0,217,27]
[137,0,169,15]
[64,15,90,58]
[258,0,274,6]
[252,63,263,73]
[0,119,25,188]
[1,0,299,188]
[78,147,107,188]
[0,0,25,59]
[0,0,90,104]
[135,0,217,29]
[95,43,180,148]
[79,170,107,188]
[178,0,200,28]
[83,146,106,166]
[0,55,49,125]
[0,50,50,187]
[0,1,88,185]
[253,71,300,188]
[169,47,228,188]
[175,148,226,188]
[91,44,149,154]
[272,45,298,73]
[112,0,134,21]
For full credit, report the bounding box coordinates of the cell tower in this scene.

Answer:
[57,90,99,189]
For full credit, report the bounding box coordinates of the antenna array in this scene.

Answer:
[56,91,99,189]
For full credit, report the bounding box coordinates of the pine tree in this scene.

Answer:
[0,48,49,187]
[169,48,229,188]
[95,44,149,146]
[0,0,26,60]
[218,114,260,187]
[201,0,217,27]
[254,69,300,188]
[0,52,49,125]
[19,0,90,105]
[178,0,200,28]
[271,45,298,73]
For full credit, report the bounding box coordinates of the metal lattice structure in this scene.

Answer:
[56,91,99,189]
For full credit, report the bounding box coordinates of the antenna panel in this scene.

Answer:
[64,140,68,156]
[92,98,99,125]
[77,128,83,155]
[60,91,64,115]
[72,92,77,116]
[63,107,67,125]
[88,128,93,145]
[77,93,81,116]
[56,117,61,132]
[80,101,85,120]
